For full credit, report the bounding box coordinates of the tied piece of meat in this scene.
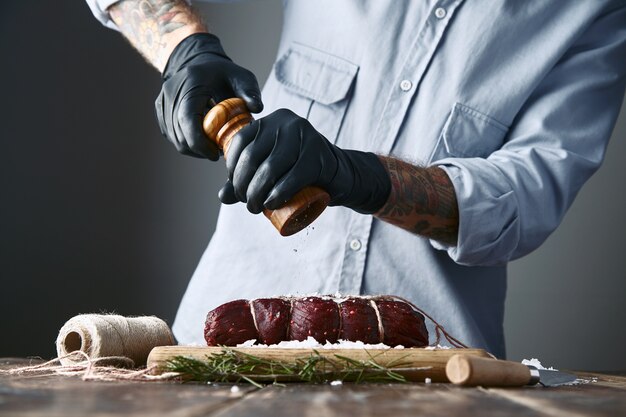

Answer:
[204,296,429,347]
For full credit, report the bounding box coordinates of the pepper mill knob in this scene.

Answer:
[203,98,330,236]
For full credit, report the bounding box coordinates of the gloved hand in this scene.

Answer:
[155,33,263,160]
[218,109,391,214]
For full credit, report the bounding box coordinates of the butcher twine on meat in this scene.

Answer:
[204,295,467,348]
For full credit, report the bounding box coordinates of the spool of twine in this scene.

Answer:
[56,314,175,367]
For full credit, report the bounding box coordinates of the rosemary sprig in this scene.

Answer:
[164,348,410,386]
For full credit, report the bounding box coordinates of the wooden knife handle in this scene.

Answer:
[446,354,535,387]
[203,98,330,236]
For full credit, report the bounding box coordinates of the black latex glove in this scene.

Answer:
[218,109,391,214]
[155,33,263,160]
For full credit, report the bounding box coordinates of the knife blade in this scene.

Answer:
[446,354,578,387]
[535,367,578,387]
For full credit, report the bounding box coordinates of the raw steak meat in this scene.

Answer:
[204,296,429,347]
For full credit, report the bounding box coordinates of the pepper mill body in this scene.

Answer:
[203,98,330,236]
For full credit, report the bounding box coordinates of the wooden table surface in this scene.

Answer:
[2,358,625,417]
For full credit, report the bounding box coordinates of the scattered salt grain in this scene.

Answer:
[237,339,258,348]
[424,378,432,384]
[236,336,397,349]
[521,358,588,385]
[322,339,393,350]
[521,358,556,371]
[234,337,453,350]
[230,386,240,393]
[573,377,598,385]
[425,345,451,350]
[330,380,343,386]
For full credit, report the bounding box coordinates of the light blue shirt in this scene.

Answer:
[87,0,626,358]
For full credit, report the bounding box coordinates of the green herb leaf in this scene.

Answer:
[163,348,409,386]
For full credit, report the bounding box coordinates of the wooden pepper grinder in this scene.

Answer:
[203,98,330,236]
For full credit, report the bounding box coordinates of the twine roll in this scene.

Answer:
[56,314,175,367]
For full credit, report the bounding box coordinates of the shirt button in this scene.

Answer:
[400,79,413,91]
[435,7,446,19]
[349,239,362,251]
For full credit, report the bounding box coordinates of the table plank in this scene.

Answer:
[207,383,552,417]
[2,359,626,417]
[487,385,626,417]
[0,359,257,417]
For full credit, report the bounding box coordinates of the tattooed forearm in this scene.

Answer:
[375,157,459,245]
[109,0,206,72]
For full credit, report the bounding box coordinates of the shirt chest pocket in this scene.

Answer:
[272,42,359,143]
[429,103,509,162]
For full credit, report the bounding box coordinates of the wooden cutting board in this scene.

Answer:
[147,346,492,382]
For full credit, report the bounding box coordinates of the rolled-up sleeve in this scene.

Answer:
[84,0,196,30]
[431,5,626,266]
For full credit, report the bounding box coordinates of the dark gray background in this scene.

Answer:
[1,1,624,370]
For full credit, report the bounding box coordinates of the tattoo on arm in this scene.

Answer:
[375,157,459,245]
[109,0,206,71]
